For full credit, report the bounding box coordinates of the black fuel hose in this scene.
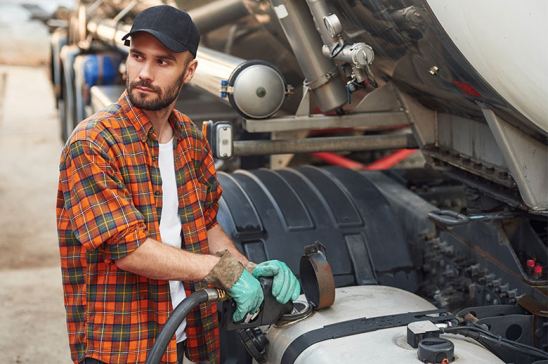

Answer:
[146,289,225,364]
[443,326,548,360]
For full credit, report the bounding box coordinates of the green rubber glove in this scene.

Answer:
[228,269,264,322]
[252,260,300,304]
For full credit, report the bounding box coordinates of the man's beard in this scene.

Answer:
[127,72,184,111]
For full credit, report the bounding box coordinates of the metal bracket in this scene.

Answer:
[244,83,410,133]
[296,85,312,117]
[482,108,548,211]
[269,130,309,169]
[427,209,518,227]
[244,111,409,133]
[394,88,438,147]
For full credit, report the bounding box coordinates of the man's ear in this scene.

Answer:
[183,59,198,84]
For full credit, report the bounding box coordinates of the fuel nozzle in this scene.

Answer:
[222,276,294,331]
[224,243,335,363]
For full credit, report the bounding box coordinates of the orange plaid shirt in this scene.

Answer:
[56,91,221,363]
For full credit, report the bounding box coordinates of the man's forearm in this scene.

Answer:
[116,238,219,281]
[207,224,249,266]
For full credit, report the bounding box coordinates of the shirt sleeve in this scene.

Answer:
[61,138,147,261]
[198,137,223,230]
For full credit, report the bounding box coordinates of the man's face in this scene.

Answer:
[126,32,197,111]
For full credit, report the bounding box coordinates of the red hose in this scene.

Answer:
[365,149,417,170]
[312,149,417,171]
[312,152,367,170]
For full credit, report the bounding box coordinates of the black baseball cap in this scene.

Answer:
[122,5,200,57]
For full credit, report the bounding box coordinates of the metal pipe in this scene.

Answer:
[87,19,129,51]
[268,0,347,112]
[102,0,165,15]
[193,47,245,97]
[87,19,247,91]
[99,0,248,34]
[87,19,245,96]
[87,0,248,50]
[87,19,286,118]
[189,0,248,34]
[193,48,288,119]
[306,0,373,83]
[233,133,417,156]
[305,0,338,47]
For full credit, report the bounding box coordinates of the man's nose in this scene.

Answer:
[138,61,153,82]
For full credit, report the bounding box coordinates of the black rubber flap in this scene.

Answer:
[417,337,455,363]
[299,242,335,309]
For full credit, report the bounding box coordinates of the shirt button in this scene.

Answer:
[154,190,161,196]
[152,155,158,161]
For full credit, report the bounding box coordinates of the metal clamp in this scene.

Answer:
[303,69,338,90]
[300,242,335,310]
[427,209,518,227]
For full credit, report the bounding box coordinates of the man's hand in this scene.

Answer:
[252,260,300,304]
[205,250,264,322]
[228,269,264,322]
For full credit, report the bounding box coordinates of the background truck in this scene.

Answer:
[48,1,548,363]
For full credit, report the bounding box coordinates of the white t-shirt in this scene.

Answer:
[158,138,187,343]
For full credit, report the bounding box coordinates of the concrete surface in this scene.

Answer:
[0,64,71,363]
[0,3,207,363]
[0,2,73,362]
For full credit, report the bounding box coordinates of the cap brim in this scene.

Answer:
[122,29,189,53]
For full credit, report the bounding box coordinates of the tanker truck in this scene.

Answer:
[48,1,547,363]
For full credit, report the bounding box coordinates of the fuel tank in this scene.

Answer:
[425,0,548,135]
[265,286,505,364]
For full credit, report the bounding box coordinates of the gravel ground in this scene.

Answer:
[0,47,72,364]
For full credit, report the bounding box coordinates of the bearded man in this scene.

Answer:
[56,5,300,364]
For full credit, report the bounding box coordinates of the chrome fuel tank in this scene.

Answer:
[425,0,548,136]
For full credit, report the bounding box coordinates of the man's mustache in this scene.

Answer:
[130,80,161,94]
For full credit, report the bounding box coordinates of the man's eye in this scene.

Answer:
[132,53,143,61]
[157,59,168,66]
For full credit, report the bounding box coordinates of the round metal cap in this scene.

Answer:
[228,61,286,119]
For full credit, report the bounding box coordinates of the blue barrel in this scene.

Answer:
[83,54,121,87]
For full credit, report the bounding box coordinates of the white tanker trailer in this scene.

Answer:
[48,1,547,363]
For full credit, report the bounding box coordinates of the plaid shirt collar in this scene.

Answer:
[119,90,185,143]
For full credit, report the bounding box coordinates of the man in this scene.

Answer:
[56,5,300,364]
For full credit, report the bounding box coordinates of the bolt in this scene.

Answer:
[256,87,267,98]
[497,283,509,295]
[498,171,509,179]
[429,66,439,76]
[466,264,481,277]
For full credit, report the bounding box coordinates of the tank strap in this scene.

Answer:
[281,309,453,364]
